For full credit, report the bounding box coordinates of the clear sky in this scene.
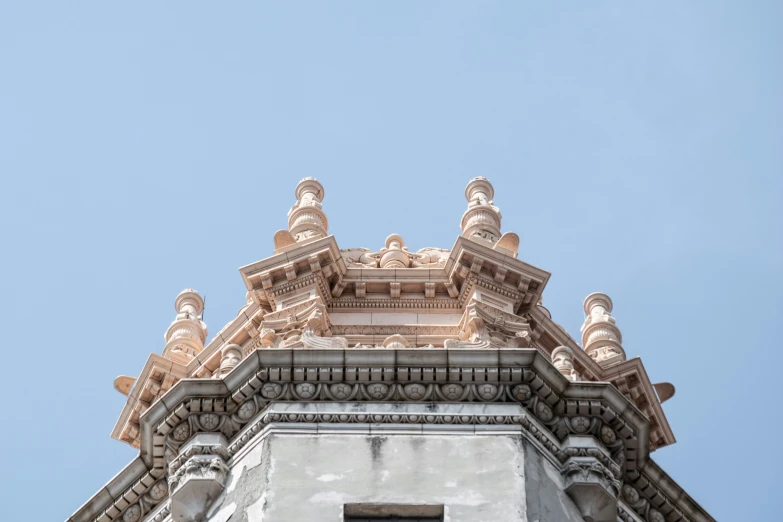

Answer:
[1,2,781,521]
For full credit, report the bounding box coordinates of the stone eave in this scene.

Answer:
[561,380,650,468]
[603,357,677,449]
[138,348,649,466]
[110,354,187,446]
[66,456,153,522]
[72,346,714,522]
[451,236,551,286]
[331,265,460,309]
[449,236,551,307]
[638,459,714,522]
[325,236,552,309]
[528,306,677,450]
[238,235,345,291]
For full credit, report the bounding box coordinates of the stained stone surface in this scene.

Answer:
[206,430,582,522]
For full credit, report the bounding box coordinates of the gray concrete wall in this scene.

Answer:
[205,432,583,522]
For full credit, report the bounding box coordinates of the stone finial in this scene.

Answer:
[218,344,242,377]
[580,292,625,366]
[382,334,411,348]
[287,177,328,243]
[552,346,580,381]
[461,177,502,244]
[380,233,410,268]
[163,289,208,365]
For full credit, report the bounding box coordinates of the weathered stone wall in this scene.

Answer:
[205,432,583,522]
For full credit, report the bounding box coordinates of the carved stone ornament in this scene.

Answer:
[168,434,230,522]
[116,479,168,522]
[382,334,411,349]
[217,344,242,377]
[341,235,450,270]
[247,297,348,350]
[552,346,580,382]
[444,300,533,348]
[560,435,622,522]
[84,342,713,522]
[82,178,712,522]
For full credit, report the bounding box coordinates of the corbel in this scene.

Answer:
[331,279,346,298]
[284,263,297,281]
[308,254,322,273]
[517,275,531,293]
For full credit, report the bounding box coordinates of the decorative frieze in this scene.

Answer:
[86,346,709,522]
[331,324,458,337]
[330,298,458,309]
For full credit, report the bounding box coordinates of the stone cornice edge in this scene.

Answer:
[68,348,712,522]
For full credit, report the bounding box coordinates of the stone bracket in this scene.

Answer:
[169,434,230,522]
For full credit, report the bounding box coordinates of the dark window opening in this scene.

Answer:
[344,504,444,521]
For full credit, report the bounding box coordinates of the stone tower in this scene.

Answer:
[69,178,714,522]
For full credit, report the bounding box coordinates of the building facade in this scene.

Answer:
[67,178,715,522]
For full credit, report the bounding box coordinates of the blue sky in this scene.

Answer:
[1,2,781,520]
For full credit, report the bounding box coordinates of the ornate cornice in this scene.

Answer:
[110,354,187,447]
[72,347,712,522]
[330,297,460,309]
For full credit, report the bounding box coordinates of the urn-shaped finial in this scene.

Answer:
[287,178,328,243]
[163,289,208,365]
[580,292,625,366]
[461,177,502,244]
[380,233,410,268]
